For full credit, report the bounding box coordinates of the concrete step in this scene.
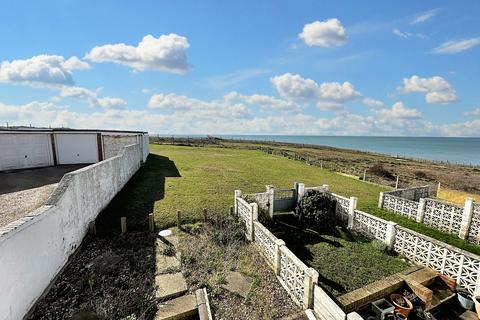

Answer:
[155,272,188,300]
[156,294,198,320]
[156,254,181,275]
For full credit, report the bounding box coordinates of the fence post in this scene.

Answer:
[459,198,474,240]
[249,203,258,241]
[416,198,426,223]
[348,197,358,229]
[303,268,319,309]
[385,221,397,250]
[274,239,285,276]
[148,213,155,232]
[234,190,242,215]
[266,185,274,218]
[121,217,127,234]
[378,192,384,209]
[363,169,366,181]
[297,183,305,202]
[395,176,400,189]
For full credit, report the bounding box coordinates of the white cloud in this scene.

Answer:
[224,91,298,112]
[393,29,409,38]
[85,34,190,73]
[58,86,127,109]
[270,73,360,110]
[411,9,439,24]
[270,73,319,101]
[463,108,480,116]
[148,93,248,118]
[400,75,458,104]
[0,55,90,87]
[299,19,347,47]
[377,102,422,119]
[62,56,91,71]
[2,98,480,137]
[432,37,480,54]
[318,81,360,101]
[392,29,425,39]
[362,98,385,108]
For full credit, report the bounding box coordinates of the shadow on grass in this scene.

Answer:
[95,154,181,235]
[267,214,377,296]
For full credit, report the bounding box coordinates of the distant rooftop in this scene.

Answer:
[0,126,147,134]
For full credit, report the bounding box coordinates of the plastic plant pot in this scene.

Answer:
[372,298,395,319]
[390,293,413,317]
[394,313,407,320]
[457,291,474,310]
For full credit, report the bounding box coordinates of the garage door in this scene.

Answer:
[0,133,54,171]
[55,133,98,164]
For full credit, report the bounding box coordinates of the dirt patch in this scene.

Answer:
[178,221,303,320]
[29,232,157,320]
[0,184,57,227]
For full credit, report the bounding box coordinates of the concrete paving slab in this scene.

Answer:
[221,271,252,298]
[156,255,180,275]
[155,272,188,300]
[155,294,197,320]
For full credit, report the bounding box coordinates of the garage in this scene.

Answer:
[0,133,54,171]
[55,133,99,164]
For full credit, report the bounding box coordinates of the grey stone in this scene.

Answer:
[155,272,188,300]
[155,294,197,320]
[221,271,252,298]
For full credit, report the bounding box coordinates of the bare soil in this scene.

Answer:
[29,232,157,320]
[178,221,304,320]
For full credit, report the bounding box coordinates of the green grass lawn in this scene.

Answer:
[150,144,388,227]
[267,215,409,296]
[101,143,479,255]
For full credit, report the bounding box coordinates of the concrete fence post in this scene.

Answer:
[460,198,474,240]
[303,268,319,309]
[297,183,305,202]
[234,190,242,216]
[385,221,397,250]
[266,185,274,218]
[348,197,358,229]
[416,198,427,223]
[274,239,285,276]
[378,192,384,209]
[294,182,299,201]
[249,203,258,241]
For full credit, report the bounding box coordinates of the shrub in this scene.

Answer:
[368,163,395,180]
[294,190,337,229]
[414,170,428,179]
[209,215,246,246]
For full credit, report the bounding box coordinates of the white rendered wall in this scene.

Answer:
[0,133,53,171]
[0,143,142,320]
[102,134,139,159]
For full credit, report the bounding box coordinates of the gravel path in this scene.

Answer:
[0,184,57,228]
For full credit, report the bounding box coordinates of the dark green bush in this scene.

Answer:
[294,190,337,229]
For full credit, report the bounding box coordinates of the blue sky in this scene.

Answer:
[0,0,479,136]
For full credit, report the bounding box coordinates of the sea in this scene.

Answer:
[161,135,480,166]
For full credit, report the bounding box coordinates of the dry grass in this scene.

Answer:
[437,187,480,204]
[177,220,302,320]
